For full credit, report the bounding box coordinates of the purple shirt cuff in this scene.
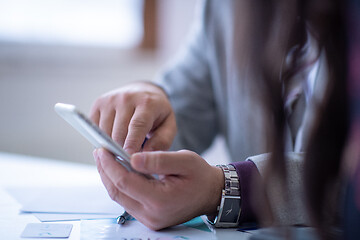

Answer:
[230,160,261,223]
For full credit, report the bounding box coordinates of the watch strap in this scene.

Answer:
[208,164,241,227]
[219,164,240,196]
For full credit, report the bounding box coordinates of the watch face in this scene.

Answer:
[220,198,241,223]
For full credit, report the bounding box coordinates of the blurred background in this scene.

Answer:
[0,0,229,165]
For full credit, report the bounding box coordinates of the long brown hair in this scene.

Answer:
[303,0,349,238]
[240,0,349,238]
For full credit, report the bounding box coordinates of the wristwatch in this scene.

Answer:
[207,164,241,227]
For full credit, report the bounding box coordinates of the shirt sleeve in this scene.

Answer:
[232,152,310,226]
[154,0,218,154]
[230,160,261,223]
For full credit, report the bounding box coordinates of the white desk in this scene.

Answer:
[0,152,252,240]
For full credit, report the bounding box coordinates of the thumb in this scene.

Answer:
[130,150,195,175]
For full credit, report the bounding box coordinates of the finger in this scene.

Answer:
[97,148,163,205]
[98,109,116,136]
[95,149,144,213]
[131,150,196,175]
[124,107,155,154]
[143,114,176,151]
[96,161,157,230]
[90,107,100,125]
[111,108,134,147]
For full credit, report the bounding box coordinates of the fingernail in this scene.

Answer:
[132,153,145,170]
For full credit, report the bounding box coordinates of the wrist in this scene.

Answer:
[207,164,241,228]
[208,166,224,216]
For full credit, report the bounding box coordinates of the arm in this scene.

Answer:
[234,152,309,226]
[95,148,309,230]
[155,0,218,154]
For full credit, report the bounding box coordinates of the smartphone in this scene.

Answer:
[54,103,135,172]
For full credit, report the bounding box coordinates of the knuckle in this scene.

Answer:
[177,150,199,166]
[113,175,129,192]
[93,96,105,106]
[124,137,139,147]
[107,186,119,202]
[178,149,194,157]
[147,221,162,231]
[112,130,126,145]
[139,93,157,108]
[148,155,163,173]
[143,213,164,231]
[90,100,103,116]
[129,117,148,130]
[117,91,133,104]
[100,89,134,107]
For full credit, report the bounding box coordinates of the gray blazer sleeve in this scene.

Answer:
[155,0,218,154]
[247,152,310,226]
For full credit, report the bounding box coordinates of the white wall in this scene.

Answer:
[0,0,229,165]
[156,0,197,60]
[0,44,161,163]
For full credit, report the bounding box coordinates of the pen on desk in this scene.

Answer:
[117,211,132,225]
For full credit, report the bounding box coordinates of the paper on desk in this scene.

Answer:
[7,186,124,214]
[81,217,216,240]
[33,213,119,222]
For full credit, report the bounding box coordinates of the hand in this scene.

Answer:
[93,148,224,230]
[90,82,176,154]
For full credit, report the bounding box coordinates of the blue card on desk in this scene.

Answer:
[21,223,72,238]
